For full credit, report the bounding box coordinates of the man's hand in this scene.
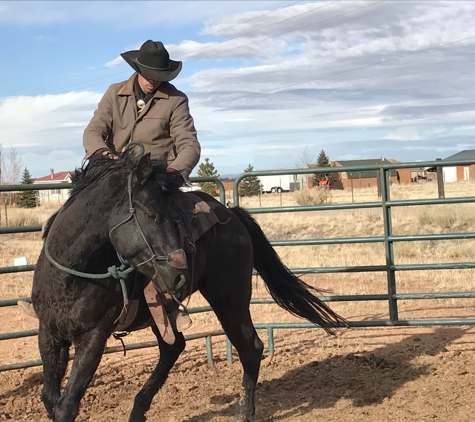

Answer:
[166,168,185,187]
[93,148,119,160]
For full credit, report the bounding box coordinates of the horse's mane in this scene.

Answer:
[69,152,134,201]
[42,151,183,240]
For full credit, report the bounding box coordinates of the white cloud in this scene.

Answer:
[0,92,100,142]
[224,118,254,122]
[105,57,125,68]
[35,35,58,42]
[0,1,292,27]
[384,126,450,141]
[3,1,475,175]
[0,92,101,176]
[23,149,85,178]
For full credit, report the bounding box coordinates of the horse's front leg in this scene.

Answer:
[129,325,185,422]
[53,328,109,422]
[38,324,71,419]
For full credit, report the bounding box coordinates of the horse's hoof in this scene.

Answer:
[128,410,147,422]
[233,412,254,422]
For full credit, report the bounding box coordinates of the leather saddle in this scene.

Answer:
[113,192,225,344]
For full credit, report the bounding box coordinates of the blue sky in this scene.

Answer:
[1,0,475,179]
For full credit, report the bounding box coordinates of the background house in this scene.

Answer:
[34,170,73,203]
[436,150,475,182]
[331,158,400,189]
[304,157,441,190]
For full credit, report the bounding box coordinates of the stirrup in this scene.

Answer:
[17,300,38,319]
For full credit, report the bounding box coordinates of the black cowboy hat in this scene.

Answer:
[121,40,182,82]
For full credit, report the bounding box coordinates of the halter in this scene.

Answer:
[108,170,188,295]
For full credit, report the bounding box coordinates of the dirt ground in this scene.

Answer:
[1,303,475,422]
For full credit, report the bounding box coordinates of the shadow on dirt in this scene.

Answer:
[0,326,468,421]
[182,326,466,421]
[0,369,42,399]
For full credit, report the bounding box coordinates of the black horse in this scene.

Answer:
[32,151,345,422]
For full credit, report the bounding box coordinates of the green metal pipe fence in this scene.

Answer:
[233,159,475,329]
[1,159,475,371]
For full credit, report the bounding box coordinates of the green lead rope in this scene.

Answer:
[43,211,135,314]
[42,140,146,317]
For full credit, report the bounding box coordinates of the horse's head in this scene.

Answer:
[102,152,189,295]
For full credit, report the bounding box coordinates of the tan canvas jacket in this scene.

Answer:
[83,73,200,179]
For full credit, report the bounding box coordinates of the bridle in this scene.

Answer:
[108,169,188,293]
[44,164,188,300]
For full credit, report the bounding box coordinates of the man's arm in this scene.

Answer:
[168,95,201,180]
[83,88,114,158]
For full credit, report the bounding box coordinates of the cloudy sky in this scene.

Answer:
[1,0,474,179]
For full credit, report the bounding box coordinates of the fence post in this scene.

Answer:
[436,158,445,198]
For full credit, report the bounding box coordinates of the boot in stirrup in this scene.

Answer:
[167,294,192,332]
[17,301,38,319]
[169,308,193,332]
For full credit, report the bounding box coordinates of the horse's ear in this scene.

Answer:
[135,153,153,185]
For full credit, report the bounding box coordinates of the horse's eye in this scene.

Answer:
[147,213,160,223]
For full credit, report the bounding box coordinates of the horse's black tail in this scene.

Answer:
[230,206,347,335]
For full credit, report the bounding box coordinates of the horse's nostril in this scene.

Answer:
[175,273,186,290]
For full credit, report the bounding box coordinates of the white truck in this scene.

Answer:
[259,175,292,194]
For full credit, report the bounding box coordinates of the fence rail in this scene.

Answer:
[1,159,475,371]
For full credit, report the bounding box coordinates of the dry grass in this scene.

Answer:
[2,180,475,332]
[292,187,332,205]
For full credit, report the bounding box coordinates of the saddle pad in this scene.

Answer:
[176,192,227,243]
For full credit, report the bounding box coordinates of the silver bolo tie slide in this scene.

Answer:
[137,99,146,111]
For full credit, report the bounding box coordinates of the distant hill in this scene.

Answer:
[216,173,239,181]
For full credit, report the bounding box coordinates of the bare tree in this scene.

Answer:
[295,146,316,168]
[2,147,23,184]
[0,146,23,223]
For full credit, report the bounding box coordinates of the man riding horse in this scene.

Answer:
[19,40,200,331]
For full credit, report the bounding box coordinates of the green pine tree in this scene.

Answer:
[17,168,39,208]
[197,158,220,197]
[239,164,261,197]
[312,149,337,188]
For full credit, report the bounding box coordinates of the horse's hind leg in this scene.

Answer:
[201,284,264,422]
[129,325,185,422]
[52,329,109,422]
[38,324,70,419]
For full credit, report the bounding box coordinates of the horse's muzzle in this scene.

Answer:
[164,248,188,270]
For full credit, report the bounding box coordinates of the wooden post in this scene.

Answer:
[436,158,445,198]
[4,199,8,227]
[376,171,381,198]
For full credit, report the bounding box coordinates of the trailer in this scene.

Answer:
[260,175,293,193]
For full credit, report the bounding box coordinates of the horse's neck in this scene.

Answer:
[49,204,114,268]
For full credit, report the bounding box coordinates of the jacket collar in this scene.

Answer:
[118,73,169,99]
